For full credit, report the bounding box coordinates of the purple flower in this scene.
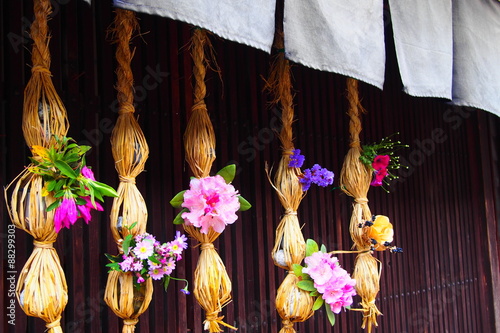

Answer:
[299,164,334,191]
[180,288,190,295]
[54,196,79,232]
[289,149,305,168]
[81,166,96,181]
[299,169,313,191]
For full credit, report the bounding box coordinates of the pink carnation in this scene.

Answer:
[181,175,240,234]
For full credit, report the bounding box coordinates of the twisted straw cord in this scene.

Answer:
[123,318,139,326]
[346,78,366,148]
[192,29,208,105]
[114,9,139,114]
[31,0,51,70]
[33,240,54,249]
[45,317,61,329]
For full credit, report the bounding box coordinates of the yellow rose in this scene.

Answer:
[367,215,394,251]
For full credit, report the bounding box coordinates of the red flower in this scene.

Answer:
[372,155,390,170]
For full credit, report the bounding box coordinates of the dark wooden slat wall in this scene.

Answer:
[1,1,499,333]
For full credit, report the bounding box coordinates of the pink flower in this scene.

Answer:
[303,251,357,314]
[149,266,165,280]
[371,155,390,187]
[181,175,240,234]
[76,196,104,224]
[54,196,79,232]
[133,239,155,260]
[370,168,388,187]
[81,166,96,181]
[136,273,145,284]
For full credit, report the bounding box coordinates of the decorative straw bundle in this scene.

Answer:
[264,33,313,333]
[5,169,68,333]
[104,271,154,333]
[3,0,69,330]
[23,0,68,148]
[104,9,152,332]
[182,28,235,332]
[339,78,382,332]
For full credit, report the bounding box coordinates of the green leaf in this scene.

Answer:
[163,275,171,291]
[55,179,65,192]
[54,160,78,179]
[292,264,303,277]
[148,255,161,265]
[105,253,121,263]
[238,196,252,211]
[173,209,188,225]
[46,180,57,192]
[170,190,186,208]
[91,181,119,198]
[216,164,236,183]
[312,296,324,311]
[64,153,80,164]
[46,200,61,212]
[306,239,319,257]
[320,244,327,253]
[127,222,138,231]
[297,280,316,292]
[106,263,121,272]
[310,290,319,297]
[325,303,336,326]
[75,197,87,206]
[122,234,133,256]
[53,190,65,198]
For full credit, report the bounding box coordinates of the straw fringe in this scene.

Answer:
[104,9,152,331]
[340,78,382,332]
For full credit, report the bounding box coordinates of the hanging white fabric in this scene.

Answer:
[112,0,276,53]
[284,0,386,89]
[388,0,453,99]
[451,0,500,117]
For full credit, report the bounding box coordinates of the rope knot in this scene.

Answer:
[355,197,369,204]
[123,318,139,326]
[119,175,136,184]
[31,65,51,75]
[282,319,294,328]
[34,240,54,249]
[45,317,61,329]
[284,209,297,216]
[201,242,214,251]
[118,103,135,115]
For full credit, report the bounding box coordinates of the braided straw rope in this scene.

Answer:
[103,9,152,332]
[182,28,235,332]
[4,0,69,330]
[339,78,382,332]
[264,33,313,333]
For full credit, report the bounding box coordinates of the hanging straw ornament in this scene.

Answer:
[182,28,236,332]
[339,78,382,332]
[264,33,314,333]
[4,0,69,331]
[103,9,152,333]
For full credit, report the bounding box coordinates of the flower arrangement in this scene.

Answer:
[170,164,251,233]
[106,225,189,292]
[359,134,408,190]
[293,239,357,326]
[289,149,334,191]
[28,136,118,232]
[360,215,403,253]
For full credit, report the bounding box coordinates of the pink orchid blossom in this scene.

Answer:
[81,166,96,181]
[181,175,240,234]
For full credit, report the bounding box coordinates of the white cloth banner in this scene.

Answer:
[389,0,453,99]
[112,0,276,53]
[284,0,385,89]
[452,0,500,117]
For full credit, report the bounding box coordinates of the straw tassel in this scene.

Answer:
[340,78,382,332]
[103,9,152,332]
[264,32,313,332]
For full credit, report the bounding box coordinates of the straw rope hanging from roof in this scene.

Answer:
[4,0,68,331]
[339,78,382,332]
[265,32,314,333]
[182,28,236,332]
[103,9,153,333]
